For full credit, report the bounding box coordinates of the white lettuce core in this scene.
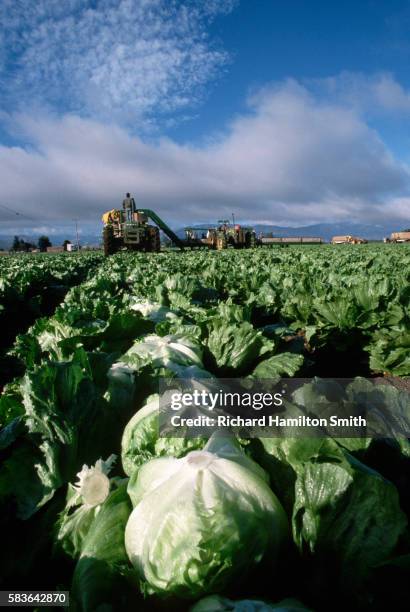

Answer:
[186,451,215,470]
[73,455,116,508]
[80,471,110,507]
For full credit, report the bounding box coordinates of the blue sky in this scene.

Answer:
[177,0,410,149]
[1,0,410,234]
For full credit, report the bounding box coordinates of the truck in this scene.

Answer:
[331,235,367,245]
[386,230,410,243]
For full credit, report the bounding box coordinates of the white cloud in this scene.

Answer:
[0,0,236,128]
[311,71,410,115]
[1,80,409,229]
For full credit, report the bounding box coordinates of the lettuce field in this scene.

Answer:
[0,245,409,611]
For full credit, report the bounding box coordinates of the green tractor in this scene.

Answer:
[184,220,257,250]
[102,208,184,256]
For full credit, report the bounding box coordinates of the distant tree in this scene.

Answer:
[10,236,37,252]
[62,239,71,251]
[38,235,52,252]
[21,240,36,252]
[12,236,21,251]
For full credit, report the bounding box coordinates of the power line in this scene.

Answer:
[0,203,35,220]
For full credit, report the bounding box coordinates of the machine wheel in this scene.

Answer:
[103,225,117,256]
[216,235,227,250]
[145,229,160,252]
[245,232,256,249]
[152,229,161,252]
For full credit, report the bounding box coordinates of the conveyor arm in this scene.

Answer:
[138,209,185,249]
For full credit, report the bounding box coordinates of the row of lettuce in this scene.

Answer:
[0,252,103,389]
[0,252,103,319]
[4,245,410,377]
[0,247,409,611]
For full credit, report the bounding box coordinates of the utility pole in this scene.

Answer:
[73,218,80,250]
[232,212,235,226]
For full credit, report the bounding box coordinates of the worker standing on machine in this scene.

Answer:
[123,192,136,221]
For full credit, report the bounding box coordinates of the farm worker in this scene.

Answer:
[123,192,135,221]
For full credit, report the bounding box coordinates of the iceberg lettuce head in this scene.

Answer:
[125,436,288,599]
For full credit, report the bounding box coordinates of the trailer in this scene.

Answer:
[46,246,64,253]
[260,236,323,245]
[389,231,410,243]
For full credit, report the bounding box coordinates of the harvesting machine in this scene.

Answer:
[184,220,257,250]
[102,208,184,255]
[102,205,259,255]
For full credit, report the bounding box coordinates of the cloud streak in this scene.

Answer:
[0,0,236,129]
[1,79,409,229]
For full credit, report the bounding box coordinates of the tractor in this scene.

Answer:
[102,207,184,256]
[184,220,257,250]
